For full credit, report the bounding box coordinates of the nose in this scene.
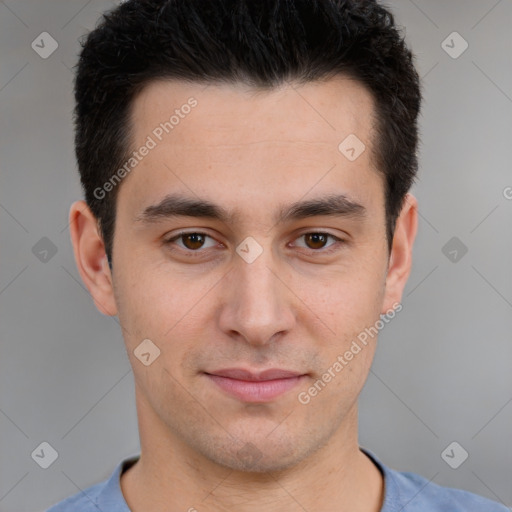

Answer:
[217,244,296,346]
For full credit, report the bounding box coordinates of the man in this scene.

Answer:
[47,0,508,510]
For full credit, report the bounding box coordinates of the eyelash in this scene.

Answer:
[163,231,345,257]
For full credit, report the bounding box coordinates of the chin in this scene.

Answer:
[215,450,303,474]
[195,429,326,475]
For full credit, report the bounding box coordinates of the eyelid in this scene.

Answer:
[164,230,220,249]
[289,232,344,252]
[163,229,346,255]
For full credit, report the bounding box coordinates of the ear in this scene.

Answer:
[68,200,118,316]
[381,193,418,314]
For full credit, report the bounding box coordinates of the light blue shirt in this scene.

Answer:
[46,448,509,511]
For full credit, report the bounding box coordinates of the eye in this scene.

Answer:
[163,230,344,257]
[292,232,343,252]
[164,232,219,251]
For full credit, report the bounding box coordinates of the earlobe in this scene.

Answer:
[381,193,418,315]
[69,200,118,316]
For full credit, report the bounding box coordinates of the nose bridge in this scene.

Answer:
[238,252,278,311]
[220,241,294,344]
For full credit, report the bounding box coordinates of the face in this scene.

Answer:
[72,77,416,473]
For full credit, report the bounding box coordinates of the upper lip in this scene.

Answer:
[205,368,304,381]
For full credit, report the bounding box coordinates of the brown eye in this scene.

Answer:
[292,232,343,253]
[165,232,218,252]
[180,233,206,250]
[304,233,329,249]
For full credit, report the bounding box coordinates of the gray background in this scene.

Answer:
[1,0,511,511]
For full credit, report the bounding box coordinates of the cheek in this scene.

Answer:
[114,262,220,350]
[291,262,385,397]
[295,260,385,336]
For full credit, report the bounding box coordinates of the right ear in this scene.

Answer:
[68,200,118,316]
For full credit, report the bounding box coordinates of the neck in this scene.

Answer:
[121,388,384,512]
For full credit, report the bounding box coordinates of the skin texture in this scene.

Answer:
[69,76,418,511]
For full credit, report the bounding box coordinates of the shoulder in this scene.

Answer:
[361,448,509,512]
[45,480,107,512]
[44,456,138,512]
[374,455,509,511]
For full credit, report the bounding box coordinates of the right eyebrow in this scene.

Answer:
[134,194,239,225]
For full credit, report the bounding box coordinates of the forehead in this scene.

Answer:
[131,76,375,146]
[120,76,383,223]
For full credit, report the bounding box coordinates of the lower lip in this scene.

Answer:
[206,374,305,402]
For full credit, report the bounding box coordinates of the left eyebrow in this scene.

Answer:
[134,193,367,226]
[277,194,367,224]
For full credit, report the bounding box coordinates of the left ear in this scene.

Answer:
[381,193,418,314]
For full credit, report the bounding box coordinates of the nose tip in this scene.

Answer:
[217,251,296,346]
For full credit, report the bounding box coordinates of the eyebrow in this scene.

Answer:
[134,193,367,226]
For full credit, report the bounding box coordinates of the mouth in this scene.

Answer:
[204,368,308,403]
